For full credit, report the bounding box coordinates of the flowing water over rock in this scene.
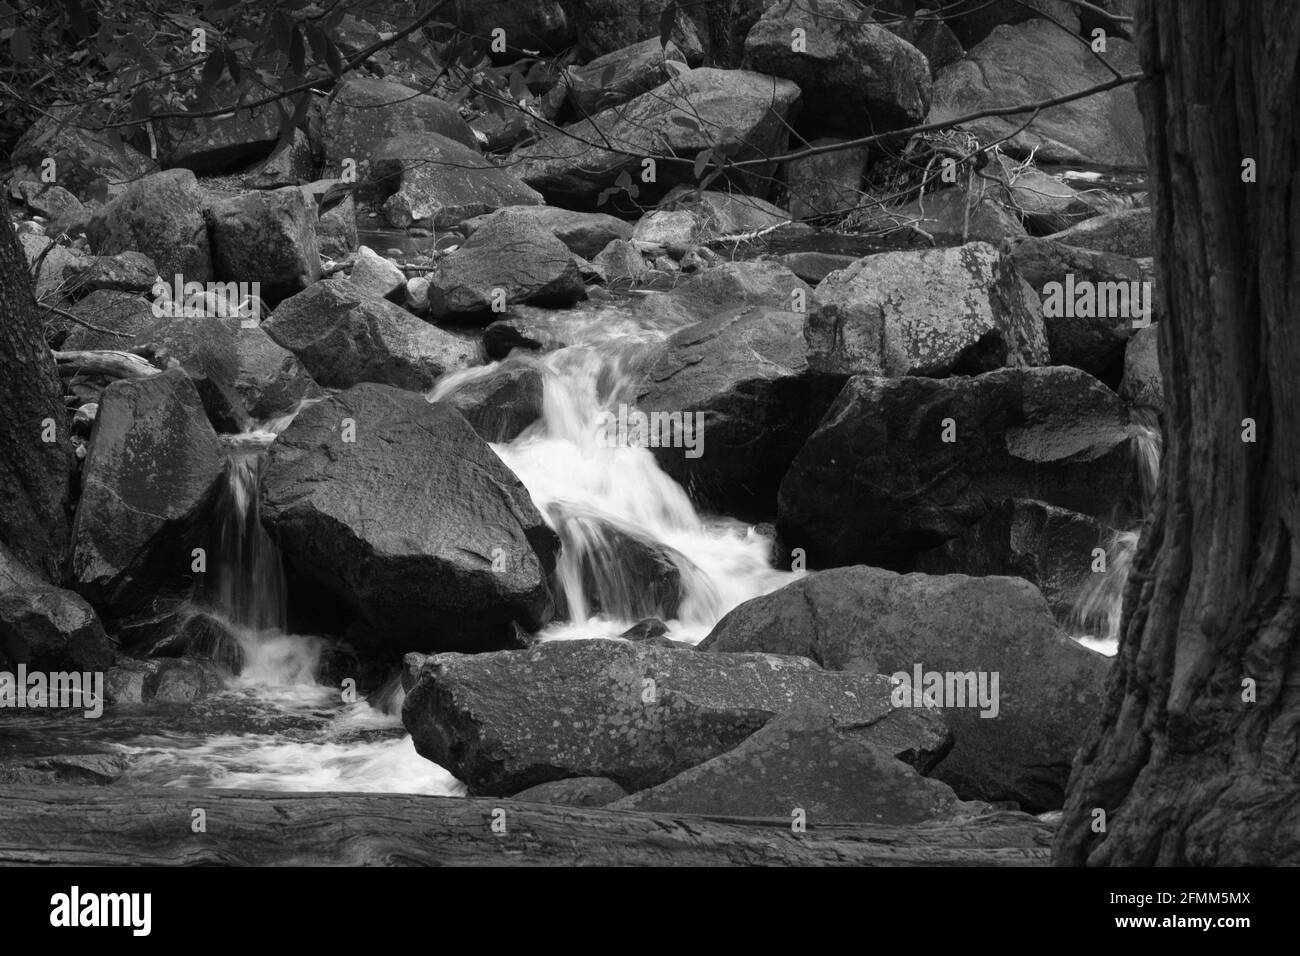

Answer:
[1071,407,1162,655]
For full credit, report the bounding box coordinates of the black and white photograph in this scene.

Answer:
[0,0,1289,929]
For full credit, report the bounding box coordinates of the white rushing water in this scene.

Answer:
[1071,408,1163,655]
[118,295,795,794]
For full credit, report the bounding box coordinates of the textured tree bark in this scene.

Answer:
[0,225,72,582]
[0,789,1054,866]
[1054,0,1300,865]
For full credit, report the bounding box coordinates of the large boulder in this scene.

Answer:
[439,364,545,442]
[87,169,212,281]
[612,705,980,823]
[301,179,357,259]
[928,20,1145,167]
[567,0,705,61]
[636,304,836,516]
[207,186,322,307]
[321,77,477,182]
[512,68,800,209]
[567,37,692,115]
[743,0,931,137]
[369,133,543,229]
[657,187,804,240]
[260,384,558,651]
[160,99,284,174]
[882,12,964,75]
[63,251,159,299]
[264,279,476,391]
[915,499,1109,621]
[130,315,249,432]
[233,322,323,422]
[699,566,1111,810]
[446,0,573,55]
[660,259,813,325]
[777,366,1144,567]
[1010,236,1154,381]
[0,585,116,672]
[60,290,157,351]
[427,216,585,321]
[856,187,1029,247]
[8,112,158,202]
[461,206,633,260]
[401,638,951,795]
[69,369,224,619]
[808,242,1049,377]
[18,233,90,304]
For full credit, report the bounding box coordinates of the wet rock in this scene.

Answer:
[232,323,323,422]
[401,638,951,795]
[591,239,651,286]
[301,179,357,259]
[0,585,116,671]
[261,384,558,651]
[440,363,545,442]
[483,322,548,360]
[915,499,1109,621]
[264,279,475,391]
[862,187,1029,247]
[130,315,249,432]
[701,567,1110,810]
[637,304,836,516]
[776,251,859,284]
[777,367,1144,567]
[427,216,585,321]
[69,369,224,620]
[809,242,1049,377]
[661,259,813,325]
[0,753,131,787]
[612,705,983,823]
[657,187,806,241]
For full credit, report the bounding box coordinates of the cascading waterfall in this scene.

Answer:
[1071,407,1163,654]
[433,301,796,644]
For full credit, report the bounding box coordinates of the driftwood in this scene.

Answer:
[0,788,1053,866]
[52,349,160,380]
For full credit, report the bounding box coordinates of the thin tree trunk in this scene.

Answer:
[0,225,72,582]
[1054,0,1300,865]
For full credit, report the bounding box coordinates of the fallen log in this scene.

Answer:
[0,788,1053,866]
[52,349,160,380]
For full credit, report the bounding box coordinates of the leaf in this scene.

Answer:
[225,47,241,84]
[615,169,633,188]
[658,1,678,49]
[699,166,723,191]
[65,0,92,38]
[130,88,151,121]
[669,113,700,132]
[9,26,30,62]
[693,148,712,179]
[270,12,292,52]
[596,188,610,207]
[599,62,618,87]
[200,48,226,89]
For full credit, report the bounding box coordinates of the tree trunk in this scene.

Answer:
[0,787,1054,866]
[1054,0,1300,865]
[0,225,72,582]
